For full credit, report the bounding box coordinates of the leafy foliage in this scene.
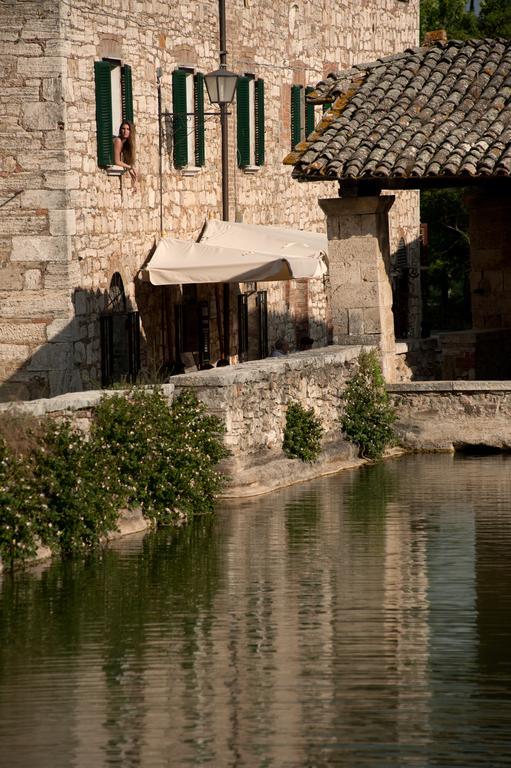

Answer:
[0,387,228,568]
[91,387,228,524]
[479,0,511,39]
[421,188,472,332]
[283,401,323,463]
[341,350,396,460]
[0,437,40,568]
[420,0,479,41]
[32,421,121,557]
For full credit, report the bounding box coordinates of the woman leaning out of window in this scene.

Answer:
[113,121,137,183]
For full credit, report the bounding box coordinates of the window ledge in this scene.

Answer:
[242,165,261,175]
[106,165,127,177]
[180,166,202,177]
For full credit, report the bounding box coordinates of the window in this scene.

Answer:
[100,274,140,386]
[237,75,265,168]
[290,85,316,149]
[172,69,205,169]
[94,60,133,167]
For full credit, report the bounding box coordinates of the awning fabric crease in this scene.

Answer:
[142,220,328,285]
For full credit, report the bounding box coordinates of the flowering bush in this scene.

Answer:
[341,350,396,460]
[91,387,228,525]
[32,420,121,557]
[0,386,227,567]
[283,401,323,462]
[0,437,40,569]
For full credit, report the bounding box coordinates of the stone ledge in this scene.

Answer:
[0,383,176,416]
[172,345,366,388]
[388,381,511,393]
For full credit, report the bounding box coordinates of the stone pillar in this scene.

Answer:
[319,195,397,379]
[466,189,511,330]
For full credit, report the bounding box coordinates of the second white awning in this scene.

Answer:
[142,220,328,285]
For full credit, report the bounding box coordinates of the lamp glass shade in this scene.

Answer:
[204,68,238,105]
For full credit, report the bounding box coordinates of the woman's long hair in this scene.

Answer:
[119,120,135,166]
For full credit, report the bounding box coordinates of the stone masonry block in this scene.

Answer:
[49,209,76,236]
[363,306,383,334]
[0,212,48,236]
[11,235,71,263]
[24,269,42,290]
[21,102,63,131]
[0,322,47,346]
[348,308,364,335]
[0,290,73,317]
[17,57,64,78]
[44,171,80,190]
[0,265,24,291]
[21,190,68,209]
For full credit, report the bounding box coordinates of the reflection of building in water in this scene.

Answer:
[382,501,431,750]
[3,455,510,767]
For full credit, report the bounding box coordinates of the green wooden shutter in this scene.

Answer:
[255,78,265,166]
[94,60,113,166]
[323,102,330,113]
[121,64,134,123]
[172,69,188,168]
[237,76,250,168]
[291,85,302,149]
[194,72,205,167]
[305,86,315,137]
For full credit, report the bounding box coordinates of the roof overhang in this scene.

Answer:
[142,220,328,285]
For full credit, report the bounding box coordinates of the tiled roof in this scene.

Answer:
[284,38,511,186]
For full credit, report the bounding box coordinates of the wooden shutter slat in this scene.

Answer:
[255,78,265,166]
[237,76,250,168]
[305,86,315,137]
[291,84,302,150]
[194,72,205,167]
[172,69,189,168]
[94,60,113,166]
[121,64,134,123]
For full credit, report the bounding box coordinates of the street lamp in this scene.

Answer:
[205,0,238,361]
[204,67,238,106]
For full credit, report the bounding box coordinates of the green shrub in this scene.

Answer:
[1,386,228,566]
[341,349,396,460]
[283,401,323,462]
[0,437,40,568]
[33,420,120,557]
[91,387,228,525]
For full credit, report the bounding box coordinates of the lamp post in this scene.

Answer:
[204,0,238,357]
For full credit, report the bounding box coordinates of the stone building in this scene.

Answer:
[0,0,419,400]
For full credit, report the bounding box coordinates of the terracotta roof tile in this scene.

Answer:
[285,38,511,184]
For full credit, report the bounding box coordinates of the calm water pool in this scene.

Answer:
[1,453,511,767]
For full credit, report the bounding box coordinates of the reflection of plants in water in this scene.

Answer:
[0,516,221,683]
[285,491,321,551]
[345,463,398,527]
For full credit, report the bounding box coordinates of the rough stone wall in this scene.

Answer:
[466,190,511,331]
[390,381,511,450]
[0,0,419,400]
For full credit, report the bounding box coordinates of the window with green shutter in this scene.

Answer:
[305,86,315,137]
[291,85,316,149]
[255,78,265,166]
[95,61,114,166]
[290,84,303,149]
[194,72,205,167]
[172,68,205,169]
[237,76,251,168]
[94,59,134,168]
[237,75,265,168]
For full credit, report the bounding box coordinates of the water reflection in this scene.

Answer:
[1,454,511,766]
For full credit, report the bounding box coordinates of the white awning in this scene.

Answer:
[142,220,328,285]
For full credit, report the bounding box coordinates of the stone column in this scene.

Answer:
[319,195,397,379]
[465,189,511,330]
